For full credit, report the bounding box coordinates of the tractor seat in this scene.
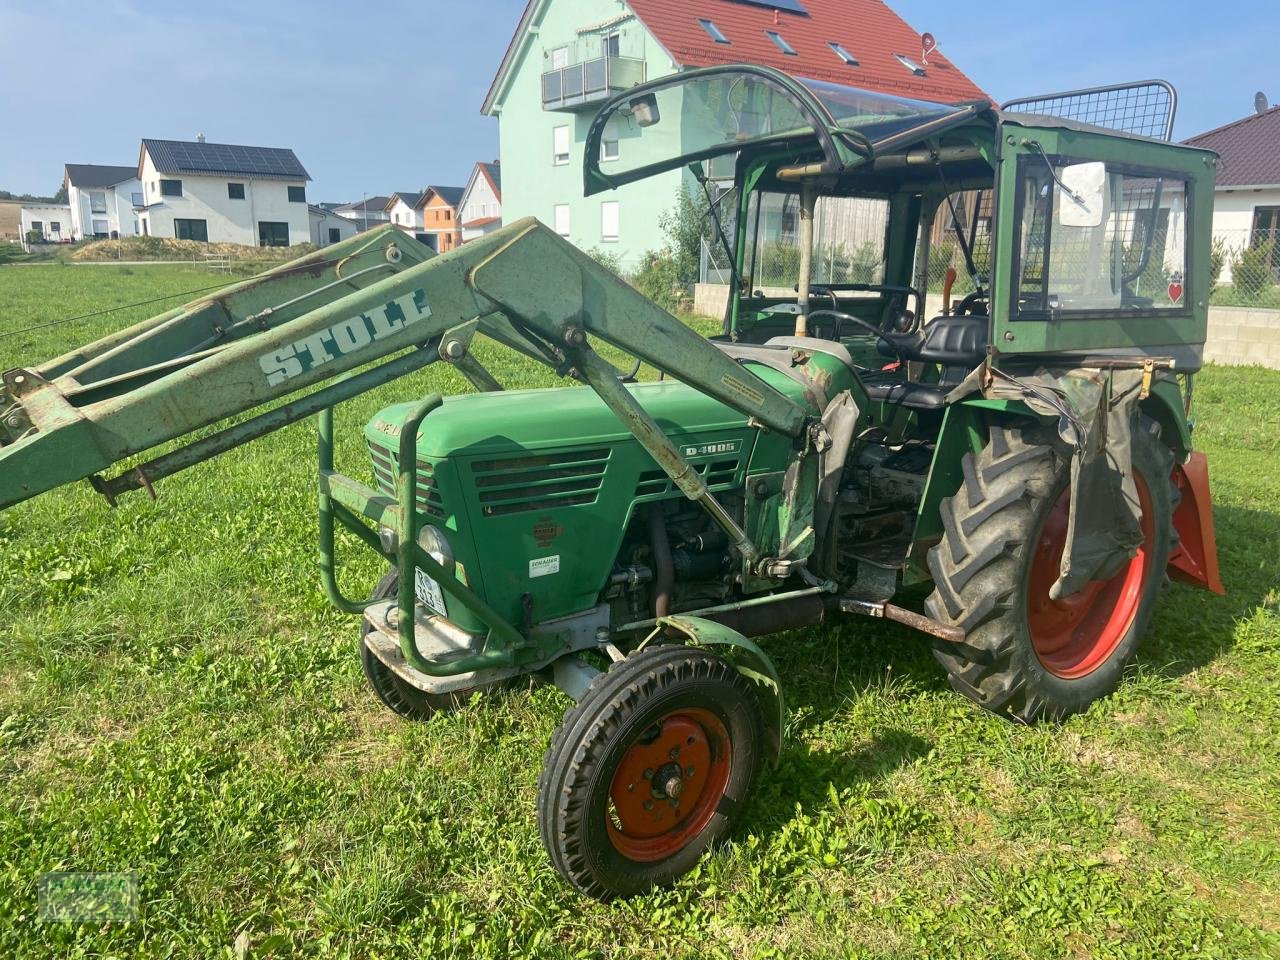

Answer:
[877,313,990,367]
[860,378,950,410]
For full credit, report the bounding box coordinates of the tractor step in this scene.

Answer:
[362,600,523,695]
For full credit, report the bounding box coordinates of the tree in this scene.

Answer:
[657,186,713,292]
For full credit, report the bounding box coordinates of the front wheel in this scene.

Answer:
[537,645,763,900]
[925,418,1174,723]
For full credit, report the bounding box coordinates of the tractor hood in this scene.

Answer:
[366,364,809,460]
[584,64,989,195]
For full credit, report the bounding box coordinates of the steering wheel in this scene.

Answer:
[806,309,886,341]
[954,291,988,316]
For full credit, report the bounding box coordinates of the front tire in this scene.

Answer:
[359,570,463,720]
[537,645,763,900]
[925,419,1173,723]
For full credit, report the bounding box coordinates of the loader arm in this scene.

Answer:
[0,218,808,522]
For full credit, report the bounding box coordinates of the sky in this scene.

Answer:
[0,0,1276,201]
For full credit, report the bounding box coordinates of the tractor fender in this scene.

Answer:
[644,615,785,766]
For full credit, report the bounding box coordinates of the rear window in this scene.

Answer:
[1014,157,1190,316]
[743,191,889,289]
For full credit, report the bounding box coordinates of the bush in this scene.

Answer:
[1230,240,1276,301]
[585,247,624,277]
[630,250,683,312]
[658,187,712,293]
[25,229,43,245]
[1209,236,1228,290]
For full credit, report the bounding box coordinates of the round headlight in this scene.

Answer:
[417,524,455,570]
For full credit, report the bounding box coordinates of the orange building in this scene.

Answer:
[416,185,464,253]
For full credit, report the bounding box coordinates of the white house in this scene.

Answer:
[1186,103,1280,283]
[459,161,502,242]
[136,137,312,246]
[64,164,142,240]
[19,203,73,244]
[386,192,425,235]
[329,197,391,230]
[308,205,360,246]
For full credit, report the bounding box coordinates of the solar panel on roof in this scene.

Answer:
[729,0,809,15]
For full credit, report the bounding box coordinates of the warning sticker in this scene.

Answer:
[720,373,765,406]
[529,555,560,578]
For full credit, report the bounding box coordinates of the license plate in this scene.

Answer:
[414,568,447,617]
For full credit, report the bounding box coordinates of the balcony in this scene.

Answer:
[541,55,645,112]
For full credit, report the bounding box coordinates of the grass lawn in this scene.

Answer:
[0,263,1277,959]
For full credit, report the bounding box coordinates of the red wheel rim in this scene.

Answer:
[606,708,731,863]
[1027,471,1155,680]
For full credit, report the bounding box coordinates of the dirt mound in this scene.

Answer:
[70,235,318,263]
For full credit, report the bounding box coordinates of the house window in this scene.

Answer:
[553,125,570,166]
[288,186,306,203]
[328,227,341,243]
[894,54,927,76]
[1251,206,1280,243]
[91,219,109,237]
[828,41,859,65]
[258,221,290,247]
[601,201,619,242]
[90,191,108,213]
[173,218,208,242]
[160,179,183,197]
[228,183,246,200]
[50,221,61,234]
[141,218,149,235]
[601,32,620,58]
[550,46,568,70]
[553,204,570,237]
[765,31,797,55]
[131,191,144,207]
[601,123,620,162]
[697,19,730,44]
[30,220,43,236]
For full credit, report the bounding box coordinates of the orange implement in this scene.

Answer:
[1167,452,1225,595]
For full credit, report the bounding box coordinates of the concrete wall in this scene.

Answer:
[1204,306,1280,369]
[490,0,685,272]
[138,152,310,245]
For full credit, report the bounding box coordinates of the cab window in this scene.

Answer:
[1015,158,1189,316]
[742,191,889,290]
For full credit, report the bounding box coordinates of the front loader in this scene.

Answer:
[1,66,1224,899]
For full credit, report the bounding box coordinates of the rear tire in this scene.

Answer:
[925,418,1173,723]
[537,645,763,900]
[360,570,464,720]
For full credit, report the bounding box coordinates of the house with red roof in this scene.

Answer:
[1185,99,1280,284]
[482,0,986,269]
[459,161,503,243]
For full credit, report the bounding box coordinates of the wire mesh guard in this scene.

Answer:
[1002,81,1178,141]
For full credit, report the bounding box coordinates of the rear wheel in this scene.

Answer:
[537,645,763,900]
[925,419,1173,722]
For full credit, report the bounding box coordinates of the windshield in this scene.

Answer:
[797,78,966,148]
[585,66,986,196]
[591,73,814,183]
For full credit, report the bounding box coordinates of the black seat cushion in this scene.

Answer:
[877,314,989,367]
[861,379,949,410]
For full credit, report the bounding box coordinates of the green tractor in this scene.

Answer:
[0,66,1224,899]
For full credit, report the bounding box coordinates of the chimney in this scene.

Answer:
[196,132,206,143]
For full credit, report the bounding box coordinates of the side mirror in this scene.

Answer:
[1057,161,1107,228]
[630,93,660,127]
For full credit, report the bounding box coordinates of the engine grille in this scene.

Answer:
[367,440,444,517]
[470,448,610,516]
[634,458,740,498]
